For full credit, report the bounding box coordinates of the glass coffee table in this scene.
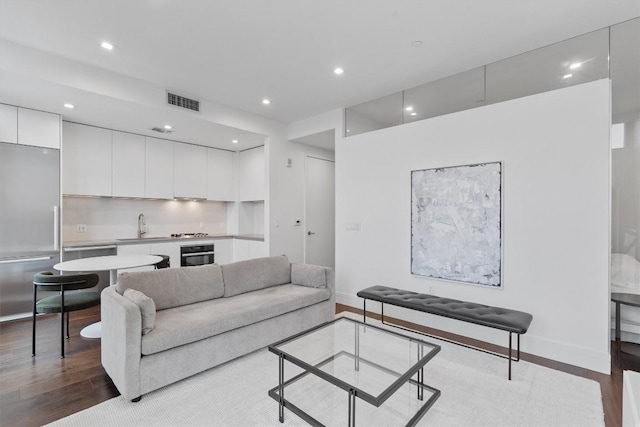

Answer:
[268,317,441,426]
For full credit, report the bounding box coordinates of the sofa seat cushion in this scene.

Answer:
[141,284,330,355]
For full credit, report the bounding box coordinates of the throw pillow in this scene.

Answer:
[291,263,326,288]
[123,288,156,335]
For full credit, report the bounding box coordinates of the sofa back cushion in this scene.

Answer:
[222,255,291,297]
[116,264,224,310]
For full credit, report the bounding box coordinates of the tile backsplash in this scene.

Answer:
[63,196,228,242]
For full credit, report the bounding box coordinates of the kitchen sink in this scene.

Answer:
[117,237,170,242]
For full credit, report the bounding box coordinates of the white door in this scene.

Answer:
[305,156,335,268]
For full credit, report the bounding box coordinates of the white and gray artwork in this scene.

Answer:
[411,162,502,287]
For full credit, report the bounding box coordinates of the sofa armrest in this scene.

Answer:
[291,263,329,288]
[291,263,335,317]
[101,286,143,400]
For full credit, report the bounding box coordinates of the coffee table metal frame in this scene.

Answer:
[268,317,441,426]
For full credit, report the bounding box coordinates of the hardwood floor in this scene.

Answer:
[0,306,118,426]
[0,304,638,426]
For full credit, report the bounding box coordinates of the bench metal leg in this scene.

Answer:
[362,299,366,323]
[377,301,522,380]
[509,332,512,380]
[508,332,522,381]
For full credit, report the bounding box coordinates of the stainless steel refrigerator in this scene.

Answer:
[0,142,60,321]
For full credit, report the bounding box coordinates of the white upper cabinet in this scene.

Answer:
[174,143,207,199]
[0,104,18,144]
[145,137,174,199]
[207,148,235,201]
[18,108,61,149]
[238,146,265,201]
[62,122,112,196]
[112,131,145,198]
[1,105,60,148]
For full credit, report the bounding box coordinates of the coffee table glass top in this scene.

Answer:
[269,317,440,405]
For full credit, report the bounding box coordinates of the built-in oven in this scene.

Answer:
[180,243,215,267]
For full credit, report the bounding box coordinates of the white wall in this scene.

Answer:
[267,109,342,263]
[336,80,611,373]
[268,139,335,263]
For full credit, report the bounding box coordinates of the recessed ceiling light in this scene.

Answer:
[164,125,172,130]
[262,98,271,105]
[63,103,75,109]
[563,73,573,79]
[569,62,582,70]
[334,67,344,75]
[101,41,115,50]
[232,139,238,144]
[405,106,414,112]
[410,112,417,116]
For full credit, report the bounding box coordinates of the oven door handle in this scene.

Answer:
[182,251,215,257]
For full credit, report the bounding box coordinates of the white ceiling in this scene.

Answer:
[0,0,638,149]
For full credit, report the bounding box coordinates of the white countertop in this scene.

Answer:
[54,254,162,272]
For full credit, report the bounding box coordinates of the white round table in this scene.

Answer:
[54,255,162,338]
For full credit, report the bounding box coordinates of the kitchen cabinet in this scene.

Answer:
[207,148,235,201]
[249,240,268,259]
[145,137,174,199]
[237,146,265,201]
[174,143,207,199]
[112,131,145,198]
[62,122,112,196]
[1,105,60,148]
[149,242,180,269]
[232,239,267,262]
[117,243,153,272]
[0,104,18,144]
[212,239,233,264]
[18,108,61,149]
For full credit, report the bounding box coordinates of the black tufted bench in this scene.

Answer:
[357,285,533,380]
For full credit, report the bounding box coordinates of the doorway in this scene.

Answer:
[304,156,335,268]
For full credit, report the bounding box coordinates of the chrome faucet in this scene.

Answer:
[137,213,147,238]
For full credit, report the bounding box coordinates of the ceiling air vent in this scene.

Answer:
[151,127,173,134]
[167,92,200,112]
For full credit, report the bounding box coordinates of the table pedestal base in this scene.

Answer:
[80,321,102,339]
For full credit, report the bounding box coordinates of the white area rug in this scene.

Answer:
[49,313,604,426]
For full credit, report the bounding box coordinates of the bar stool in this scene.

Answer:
[152,255,170,269]
[32,271,100,358]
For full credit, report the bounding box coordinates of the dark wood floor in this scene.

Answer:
[0,304,638,427]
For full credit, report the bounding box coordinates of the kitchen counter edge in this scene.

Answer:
[63,234,264,249]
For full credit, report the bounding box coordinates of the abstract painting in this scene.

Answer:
[411,162,502,287]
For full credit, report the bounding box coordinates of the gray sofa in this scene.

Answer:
[101,255,335,401]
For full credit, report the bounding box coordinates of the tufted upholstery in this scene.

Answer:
[357,285,532,334]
